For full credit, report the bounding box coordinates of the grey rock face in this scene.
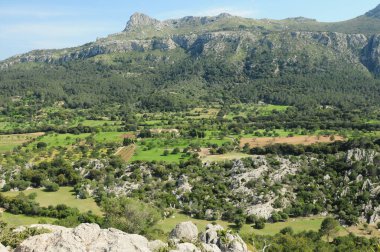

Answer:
[346,148,377,164]
[170,221,198,242]
[124,13,162,32]
[148,240,168,251]
[200,224,248,252]
[15,223,152,252]
[202,243,222,252]
[170,243,201,252]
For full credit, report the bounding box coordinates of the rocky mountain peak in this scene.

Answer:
[123,12,161,32]
[365,4,380,18]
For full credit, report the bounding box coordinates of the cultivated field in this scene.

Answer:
[240,135,345,148]
[0,132,44,153]
[115,145,136,162]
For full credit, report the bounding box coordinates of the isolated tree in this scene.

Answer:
[319,217,339,242]
[123,138,135,146]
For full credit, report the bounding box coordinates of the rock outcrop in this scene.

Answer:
[15,223,154,252]
[200,224,248,252]
[170,221,198,242]
[0,243,7,252]
[124,13,162,32]
[14,222,249,252]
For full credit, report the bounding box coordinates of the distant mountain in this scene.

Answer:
[1,5,380,109]
[365,4,380,18]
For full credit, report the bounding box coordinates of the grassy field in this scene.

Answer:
[0,212,56,227]
[28,131,129,149]
[131,146,185,163]
[201,152,252,162]
[0,132,44,153]
[93,132,129,143]
[131,137,232,163]
[28,133,90,148]
[3,187,102,215]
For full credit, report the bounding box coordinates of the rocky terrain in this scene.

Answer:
[5,222,248,252]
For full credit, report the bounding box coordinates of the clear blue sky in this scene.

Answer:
[0,0,379,60]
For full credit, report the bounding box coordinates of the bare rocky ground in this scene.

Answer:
[5,222,248,252]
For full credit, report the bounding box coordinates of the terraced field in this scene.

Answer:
[115,145,136,162]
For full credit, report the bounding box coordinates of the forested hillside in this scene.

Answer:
[1,6,380,111]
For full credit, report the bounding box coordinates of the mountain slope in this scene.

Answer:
[1,6,380,109]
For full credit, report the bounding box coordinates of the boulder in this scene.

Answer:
[200,224,248,252]
[15,223,152,252]
[170,221,198,242]
[202,243,222,252]
[14,224,67,233]
[218,233,248,252]
[148,240,168,251]
[200,224,224,244]
[170,243,200,252]
[0,243,7,252]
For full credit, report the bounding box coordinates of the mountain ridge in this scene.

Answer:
[3,4,380,66]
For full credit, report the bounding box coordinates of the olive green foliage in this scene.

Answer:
[319,217,340,241]
[102,197,161,235]
[0,221,50,248]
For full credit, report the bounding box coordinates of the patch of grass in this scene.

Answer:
[131,146,185,163]
[93,132,127,143]
[29,133,90,148]
[246,217,329,236]
[366,119,380,125]
[3,187,102,215]
[0,212,56,227]
[28,132,131,149]
[131,137,232,163]
[201,152,252,162]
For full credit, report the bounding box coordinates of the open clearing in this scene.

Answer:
[0,132,44,153]
[3,187,102,215]
[0,212,56,227]
[240,135,345,148]
[115,145,136,162]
